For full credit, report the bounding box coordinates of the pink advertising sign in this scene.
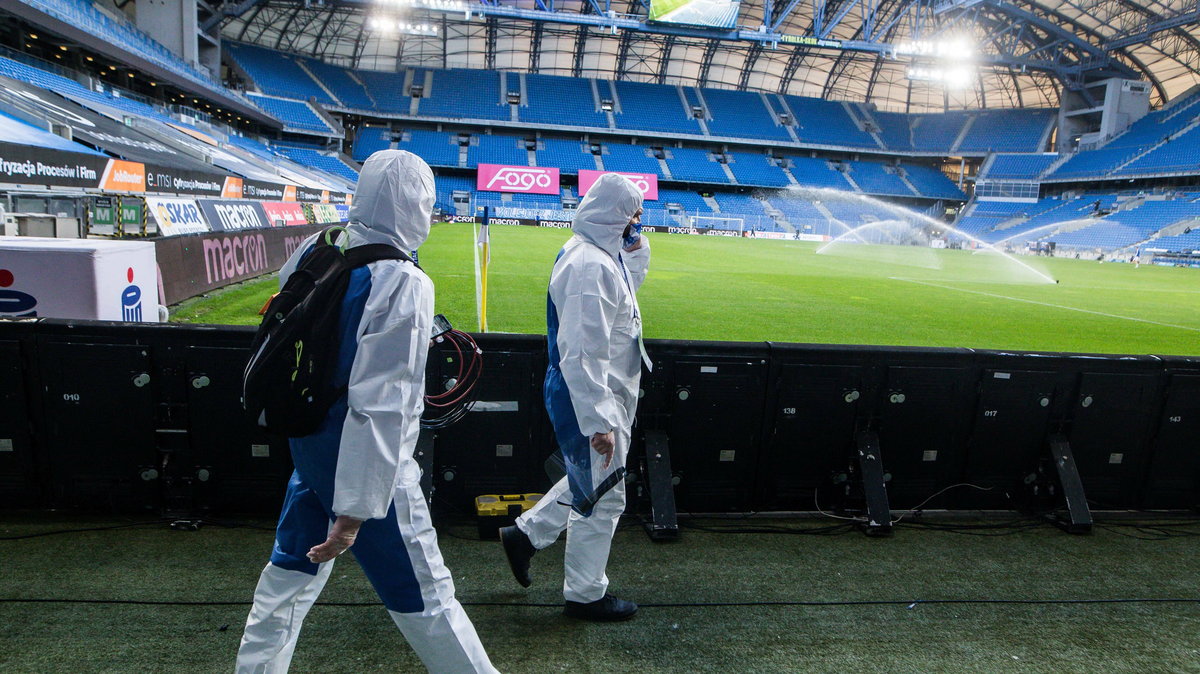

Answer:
[261,201,308,227]
[577,170,659,201]
[476,164,560,195]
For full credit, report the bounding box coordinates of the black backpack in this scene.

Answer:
[242,227,416,437]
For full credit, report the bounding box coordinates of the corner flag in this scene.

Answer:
[476,206,491,332]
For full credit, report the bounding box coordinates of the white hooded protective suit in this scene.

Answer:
[237,150,497,674]
[515,172,649,604]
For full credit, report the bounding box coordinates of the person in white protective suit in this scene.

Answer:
[499,172,650,622]
[236,150,498,673]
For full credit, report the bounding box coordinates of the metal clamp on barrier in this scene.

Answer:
[1045,433,1093,534]
[854,430,893,537]
[641,430,679,541]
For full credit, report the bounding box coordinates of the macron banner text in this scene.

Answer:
[197,199,272,232]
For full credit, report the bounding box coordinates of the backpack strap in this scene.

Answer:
[344,243,421,270]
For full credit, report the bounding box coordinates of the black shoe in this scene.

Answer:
[563,594,638,622]
[499,525,535,588]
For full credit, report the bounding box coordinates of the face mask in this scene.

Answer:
[622,222,641,249]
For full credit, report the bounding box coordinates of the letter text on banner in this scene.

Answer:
[476,164,560,195]
[99,159,147,193]
[578,169,658,200]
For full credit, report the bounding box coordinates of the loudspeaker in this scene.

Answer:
[640,341,768,513]
[431,334,549,511]
[39,338,159,512]
[1141,360,1200,509]
[0,339,40,506]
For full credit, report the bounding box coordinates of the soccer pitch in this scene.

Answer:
[172,223,1200,356]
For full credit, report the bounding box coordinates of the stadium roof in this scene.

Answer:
[218,0,1200,112]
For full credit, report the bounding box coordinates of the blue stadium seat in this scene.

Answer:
[847,161,913,197]
[354,70,411,113]
[226,43,334,105]
[601,143,666,177]
[703,89,791,142]
[400,129,461,167]
[25,0,235,97]
[958,110,1053,153]
[664,147,728,183]
[1152,229,1200,253]
[612,81,702,135]
[658,188,713,214]
[537,139,596,174]
[711,192,770,223]
[902,164,966,200]
[871,111,913,151]
[352,127,392,162]
[432,174,475,213]
[273,146,359,183]
[984,154,1059,180]
[466,134,529,167]
[522,74,607,128]
[299,56,375,110]
[783,97,878,148]
[785,156,854,190]
[419,69,508,121]
[724,152,790,187]
[245,94,331,133]
[1117,125,1200,175]
[910,112,968,151]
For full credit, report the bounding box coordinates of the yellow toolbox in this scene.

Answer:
[475,493,543,540]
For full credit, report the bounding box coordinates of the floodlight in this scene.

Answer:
[368,15,439,35]
[377,0,466,11]
[894,37,974,60]
[906,65,975,88]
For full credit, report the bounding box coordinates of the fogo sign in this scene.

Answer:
[476,164,560,195]
[577,170,659,201]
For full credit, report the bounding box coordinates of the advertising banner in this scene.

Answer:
[0,238,159,322]
[146,197,209,236]
[221,176,244,199]
[154,225,323,304]
[476,164,560,195]
[197,199,270,232]
[307,203,344,225]
[144,165,225,197]
[90,197,117,236]
[243,180,291,202]
[0,142,110,189]
[577,170,659,201]
[262,201,308,227]
[99,159,146,193]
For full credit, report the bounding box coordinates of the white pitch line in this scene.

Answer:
[890,277,1200,334]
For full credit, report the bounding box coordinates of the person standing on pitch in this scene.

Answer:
[499,172,650,621]
[236,150,497,673]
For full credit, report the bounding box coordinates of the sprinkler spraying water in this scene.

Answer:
[778,187,1058,284]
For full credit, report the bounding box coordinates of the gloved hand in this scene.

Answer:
[591,431,615,468]
[307,515,363,563]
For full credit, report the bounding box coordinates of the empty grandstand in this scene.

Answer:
[5,0,1200,269]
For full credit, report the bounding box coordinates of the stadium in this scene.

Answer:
[2,0,1200,670]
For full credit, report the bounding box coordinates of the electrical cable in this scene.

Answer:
[1,597,1197,609]
[422,329,483,430]
[890,483,995,524]
[0,520,165,540]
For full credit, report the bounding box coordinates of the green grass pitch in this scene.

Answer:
[171,223,1200,356]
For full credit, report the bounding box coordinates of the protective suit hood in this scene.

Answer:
[347,150,435,252]
[571,173,644,258]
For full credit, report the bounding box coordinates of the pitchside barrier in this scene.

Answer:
[1,319,1198,535]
